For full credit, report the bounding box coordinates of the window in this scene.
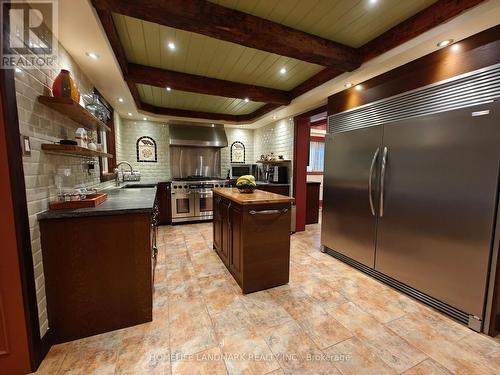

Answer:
[93,89,117,182]
[307,140,324,173]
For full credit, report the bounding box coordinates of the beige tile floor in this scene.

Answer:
[34,222,500,375]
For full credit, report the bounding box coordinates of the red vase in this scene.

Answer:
[52,69,80,103]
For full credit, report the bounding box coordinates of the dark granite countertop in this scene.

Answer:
[37,186,157,220]
[255,181,290,187]
[229,180,290,187]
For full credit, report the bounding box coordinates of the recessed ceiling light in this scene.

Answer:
[118,97,124,103]
[143,117,147,121]
[344,82,353,88]
[280,67,287,75]
[211,123,215,127]
[85,52,99,60]
[166,87,171,91]
[355,84,363,91]
[288,117,292,121]
[272,116,277,120]
[244,98,249,102]
[369,0,378,4]
[167,42,176,50]
[128,112,132,116]
[437,39,453,48]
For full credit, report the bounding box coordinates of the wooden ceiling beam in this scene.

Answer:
[238,103,282,123]
[128,81,281,123]
[139,102,243,122]
[290,68,344,100]
[138,102,282,124]
[94,0,487,123]
[290,0,486,101]
[125,63,290,105]
[91,0,360,71]
[94,9,128,75]
[360,0,485,62]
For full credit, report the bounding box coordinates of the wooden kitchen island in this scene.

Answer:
[213,188,294,294]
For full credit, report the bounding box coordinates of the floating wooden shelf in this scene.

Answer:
[41,144,113,158]
[256,160,291,164]
[38,96,111,132]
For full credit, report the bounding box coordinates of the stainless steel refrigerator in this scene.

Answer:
[321,100,500,330]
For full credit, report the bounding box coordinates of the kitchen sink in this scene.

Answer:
[122,183,157,189]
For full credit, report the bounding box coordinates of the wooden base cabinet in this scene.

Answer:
[39,212,154,344]
[229,205,243,284]
[213,192,291,293]
[156,182,172,225]
[213,195,223,253]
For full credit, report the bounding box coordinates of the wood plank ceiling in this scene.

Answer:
[91,0,485,123]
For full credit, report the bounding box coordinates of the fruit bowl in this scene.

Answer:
[237,184,256,193]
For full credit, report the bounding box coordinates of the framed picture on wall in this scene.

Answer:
[230,141,245,163]
[136,136,157,162]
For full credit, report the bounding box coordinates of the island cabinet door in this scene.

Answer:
[229,205,243,283]
[220,199,231,266]
[213,195,223,252]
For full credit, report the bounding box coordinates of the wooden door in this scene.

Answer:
[229,206,243,283]
[0,70,31,374]
[305,182,320,224]
[213,196,222,252]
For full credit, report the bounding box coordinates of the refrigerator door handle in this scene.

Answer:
[380,146,388,217]
[368,147,380,216]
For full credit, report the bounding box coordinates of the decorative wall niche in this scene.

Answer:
[136,136,157,162]
[230,141,245,163]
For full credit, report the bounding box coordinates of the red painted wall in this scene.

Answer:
[0,73,31,374]
[292,116,311,232]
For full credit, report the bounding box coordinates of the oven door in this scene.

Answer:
[171,191,196,220]
[195,190,213,219]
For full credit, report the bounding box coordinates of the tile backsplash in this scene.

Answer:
[115,119,170,182]
[254,119,295,161]
[221,127,255,176]
[114,122,258,181]
[15,44,114,338]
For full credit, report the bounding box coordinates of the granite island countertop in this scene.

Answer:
[213,187,294,205]
[37,186,157,220]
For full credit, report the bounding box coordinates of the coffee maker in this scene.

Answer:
[266,165,288,184]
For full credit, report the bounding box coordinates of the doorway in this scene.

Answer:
[293,106,327,232]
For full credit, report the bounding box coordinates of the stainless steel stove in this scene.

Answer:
[171,178,230,223]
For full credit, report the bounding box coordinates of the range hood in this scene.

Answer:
[169,123,228,147]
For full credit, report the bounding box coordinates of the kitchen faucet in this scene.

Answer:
[114,161,140,186]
